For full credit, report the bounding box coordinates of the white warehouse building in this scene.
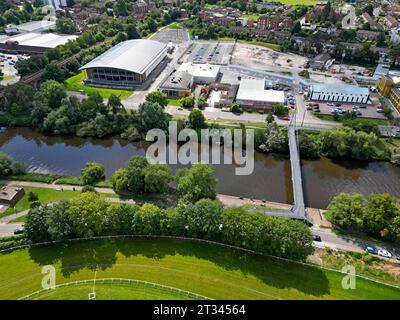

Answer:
[310,83,370,104]
[80,39,168,88]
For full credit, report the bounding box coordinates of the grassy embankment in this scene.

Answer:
[0,238,399,300]
[65,71,134,99]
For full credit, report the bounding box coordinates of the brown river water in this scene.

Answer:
[1,127,400,209]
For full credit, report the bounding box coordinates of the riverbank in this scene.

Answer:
[2,127,400,208]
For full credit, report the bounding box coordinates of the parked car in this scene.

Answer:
[334,103,341,107]
[378,249,392,258]
[365,246,378,254]
[313,108,321,113]
[307,105,313,110]
[356,111,362,116]
[377,108,384,113]
[312,235,322,242]
[359,105,366,109]
[327,103,334,106]
[13,227,24,235]
[352,106,359,110]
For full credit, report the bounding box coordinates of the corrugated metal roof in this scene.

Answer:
[236,78,285,103]
[311,83,369,95]
[0,32,77,48]
[80,39,167,75]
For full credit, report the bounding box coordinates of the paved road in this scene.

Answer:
[312,227,400,258]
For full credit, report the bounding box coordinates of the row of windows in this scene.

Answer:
[93,74,134,82]
[314,91,366,97]
[92,68,134,76]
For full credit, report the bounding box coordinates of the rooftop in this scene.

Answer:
[0,32,77,48]
[0,186,23,202]
[7,20,56,32]
[311,83,369,95]
[236,78,285,103]
[160,70,192,90]
[193,64,220,78]
[80,39,167,75]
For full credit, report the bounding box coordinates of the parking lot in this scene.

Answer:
[150,28,190,44]
[0,53,24,85]
[184,41,234,65]
[309,101,387,119]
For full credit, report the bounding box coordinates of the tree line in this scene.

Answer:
[326,193,400,243]
[24,191,313,261]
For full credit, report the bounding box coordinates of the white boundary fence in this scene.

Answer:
[2,235,400,292]
[18,278,211,300]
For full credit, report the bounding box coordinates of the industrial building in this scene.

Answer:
[159,63,220,98]
[236,78,285,111]
[376,76,400,112]
[0,32,77,54]
[5,20,56,35]
[310,83,370,104]
[80,39,168,88]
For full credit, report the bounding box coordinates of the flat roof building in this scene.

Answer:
[0,186,24,206]
[236,78,285,111]
[80,39,168,88]
[0,32,77,54]
[5,20,56,35]
[310,83,370,104]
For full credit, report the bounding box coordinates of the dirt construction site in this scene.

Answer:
[231,43,308,72]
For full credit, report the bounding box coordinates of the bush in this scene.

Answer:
[81,185,97,193]
[81,162,105,185]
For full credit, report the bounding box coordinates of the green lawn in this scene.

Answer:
[166,22,183,29]
[55,176,112,188]
[264,0,319,5]
[65,71,134,99]
[29,282,196,300]
[241,14,261,20]
[0,238,399,300]
[1,187,118,219]
[167,98,182,106]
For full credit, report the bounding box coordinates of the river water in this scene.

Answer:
[1,127,400,209]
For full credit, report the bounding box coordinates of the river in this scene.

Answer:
[1,127,400,209]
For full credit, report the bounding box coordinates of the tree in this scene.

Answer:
[113,0,129,16]
[266,113,274,124]
[126,156,149,194]
[145,90,168,107]
[25,205,51,242]
[177,163,217,203]
[364,194,399,240]
[259,122,288,153]
[126,23,140,39]
[136,101,170,133]
[43,63,65,82]
[3,82,34,113]
[27,191,39,203]
[46,200,73,240]
[132,203,164,234]
[0,153,25,176]
[56,17,77,34]
[143,163,173,193]
[183,199,223,239]
[325,193,365,229]
[40,80,67,109]
[110,168,129,192]
[179,96,195,109]
[66,192,109,238]
[230,102,243,114]
[298,131,321,159]
[81,162,105,185]
[272,103,288,117]
[107,94,123,113]
[188,109,206,129]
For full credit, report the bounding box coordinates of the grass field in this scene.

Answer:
[1,187,118,220]
[0,238,399,300]
[265,0,319,5]
[29,282,196,300]
[65,71,134,99]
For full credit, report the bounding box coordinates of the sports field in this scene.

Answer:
[0,238,399,300]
